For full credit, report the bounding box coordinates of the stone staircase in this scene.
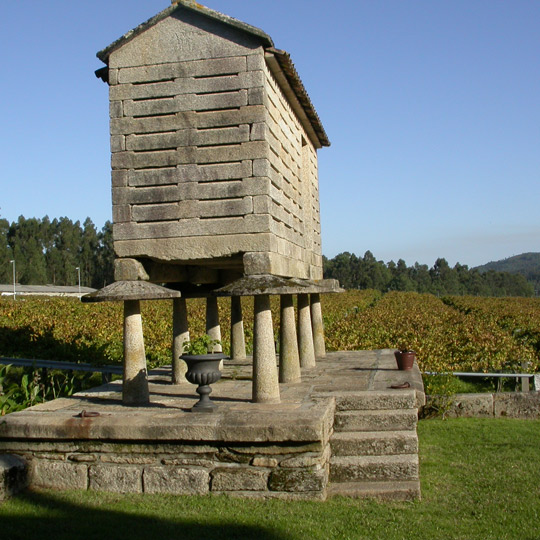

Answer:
[328,389,421,500]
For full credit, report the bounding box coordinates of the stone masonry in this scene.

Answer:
[97,0,330,285]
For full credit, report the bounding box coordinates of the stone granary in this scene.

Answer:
[92,0,340,405]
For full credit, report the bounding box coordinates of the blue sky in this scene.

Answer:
[1,0,538,268]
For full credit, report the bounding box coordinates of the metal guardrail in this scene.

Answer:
[423,371,538,392]
[0,357,122,384]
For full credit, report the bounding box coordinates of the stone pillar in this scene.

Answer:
[310,293,326,358]
[252,294,280,403]
[172,297,190,384]
[230,296,246,360]
[279,294,301,383]
[297,293,316,369]
[206,297,222,353]
[123,299,149,405]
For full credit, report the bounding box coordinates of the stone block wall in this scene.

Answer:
[262,58,322,280]
[1,439,329,499]
[104,8,324,282]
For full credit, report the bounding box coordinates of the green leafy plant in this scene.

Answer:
[421,373,460,419]
[182,335,221,355]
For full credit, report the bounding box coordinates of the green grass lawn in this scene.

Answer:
[1,418,539,540]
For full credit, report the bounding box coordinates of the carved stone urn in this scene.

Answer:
[180,353,227,412]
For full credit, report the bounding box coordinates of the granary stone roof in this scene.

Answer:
[96,0,330,148]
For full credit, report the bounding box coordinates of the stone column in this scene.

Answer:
[310,293,326,358]
[253,294,280,403]
[123,299,149,405]
[297,293,316,369]
[230,296,246,360]
[172,297,190,384]
[279,294,301,383]
[206,297,222,353]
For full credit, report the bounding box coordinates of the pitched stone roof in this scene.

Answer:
[96,0,329,148]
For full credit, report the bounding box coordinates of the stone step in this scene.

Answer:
[329,454,419,483]
[332,390,417,412]
[0,455,27,501]
[334,409,418,432]
[331,430,418,456]
[328,480,421,501]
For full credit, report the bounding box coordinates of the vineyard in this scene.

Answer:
[0,291,538,375]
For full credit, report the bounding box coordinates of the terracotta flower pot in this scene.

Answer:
[394,350,415,371]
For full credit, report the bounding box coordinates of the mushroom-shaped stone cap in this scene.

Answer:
[81,281,181,302]
[212,275,343,297]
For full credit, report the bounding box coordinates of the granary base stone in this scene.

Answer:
[0,454,28,501]
[0,350,424,500]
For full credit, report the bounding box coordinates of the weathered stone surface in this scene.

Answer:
[0,455,27,501]
[67,453,97,463]
[328,480,421,502]
[493,392,540,419]
[332,390,417,412]
[113,215,271,241]
[279,294,301,384]
[143,467,209,495]
[108,16,260,69]
[252,294,280,404]
[298,294,316,369]
[111,72,263,101]
[269,467,327,493]
[330,455,418,483]
[310,293,326,358]
[251,456,278,467]
[161,457,214,468]
[31,460,88,490]
[81,280,180,302]
[100,455,156,465]
[211,467,269,491]
[89,465,142,493]
[443,393,494,418]
[0,351,423,500]
[117,56,248,84]
[114,258,150,282]
[331,431,418,457]
[334,410,418,432]
[279,445,329,469]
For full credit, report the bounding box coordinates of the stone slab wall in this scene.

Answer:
[262,59,322,280]
[0,439,329,500]
[106,10,324,281]
[425,391,540,419]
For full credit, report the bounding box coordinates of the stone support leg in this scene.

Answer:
[206,297,222,353]
[279,294,301,383]
[172,297,189,384]
[297,294,316,369]
[123,299,149,405]
[310,293,326,358]
[253,294,280,403]
[230,296,246,360]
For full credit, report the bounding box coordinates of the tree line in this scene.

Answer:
[323,251,535,297]
[1,216,534,297]
[0,216,114,289]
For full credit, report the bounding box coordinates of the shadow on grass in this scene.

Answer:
[2,489,291,540]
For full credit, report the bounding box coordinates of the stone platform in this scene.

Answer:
[0,350,424,500]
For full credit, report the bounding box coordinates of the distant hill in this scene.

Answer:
[474,252,540,292]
